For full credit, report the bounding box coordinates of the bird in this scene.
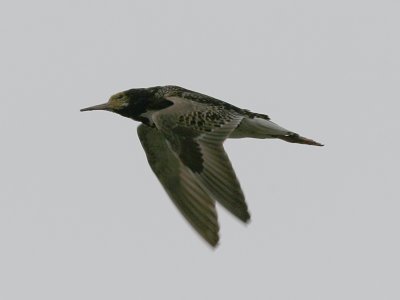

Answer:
[81,85,323,247]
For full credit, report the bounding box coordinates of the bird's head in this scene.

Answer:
[80,89,151,120]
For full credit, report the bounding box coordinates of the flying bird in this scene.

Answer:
[81,85,322,247]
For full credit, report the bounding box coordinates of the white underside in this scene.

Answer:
[229,117,292,139]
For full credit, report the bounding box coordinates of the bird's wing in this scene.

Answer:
[137,124,219,247]
[153,97,251,223]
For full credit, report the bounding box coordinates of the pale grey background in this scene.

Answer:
[1,0,399,299]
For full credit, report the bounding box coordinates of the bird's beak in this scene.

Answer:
[80,102,110,112]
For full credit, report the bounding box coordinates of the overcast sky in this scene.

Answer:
[1,1,399,299]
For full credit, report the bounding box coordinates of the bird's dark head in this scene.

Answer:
[80,88,152,121]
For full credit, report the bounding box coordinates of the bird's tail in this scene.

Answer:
[278,133,323,146]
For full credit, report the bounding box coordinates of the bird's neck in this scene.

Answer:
[136,98,174,126]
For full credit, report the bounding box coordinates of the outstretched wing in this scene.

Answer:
[154,97,251,223]
[137,124,219,247]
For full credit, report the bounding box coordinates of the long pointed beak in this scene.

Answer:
[80,102,110,112]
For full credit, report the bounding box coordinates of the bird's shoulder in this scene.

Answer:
[153,86,241,111]
[151,85,270,121]
[149,86,241,134]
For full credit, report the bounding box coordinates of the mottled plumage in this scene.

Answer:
[81,85,323,247]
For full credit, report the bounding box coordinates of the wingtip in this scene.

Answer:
[204,233,220,248]
[210,240,219,249]
[235,210,251,224]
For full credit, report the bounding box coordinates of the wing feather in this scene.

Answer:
[137,124,219,247]
[195,125,251,222]
[153,98,251,223]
